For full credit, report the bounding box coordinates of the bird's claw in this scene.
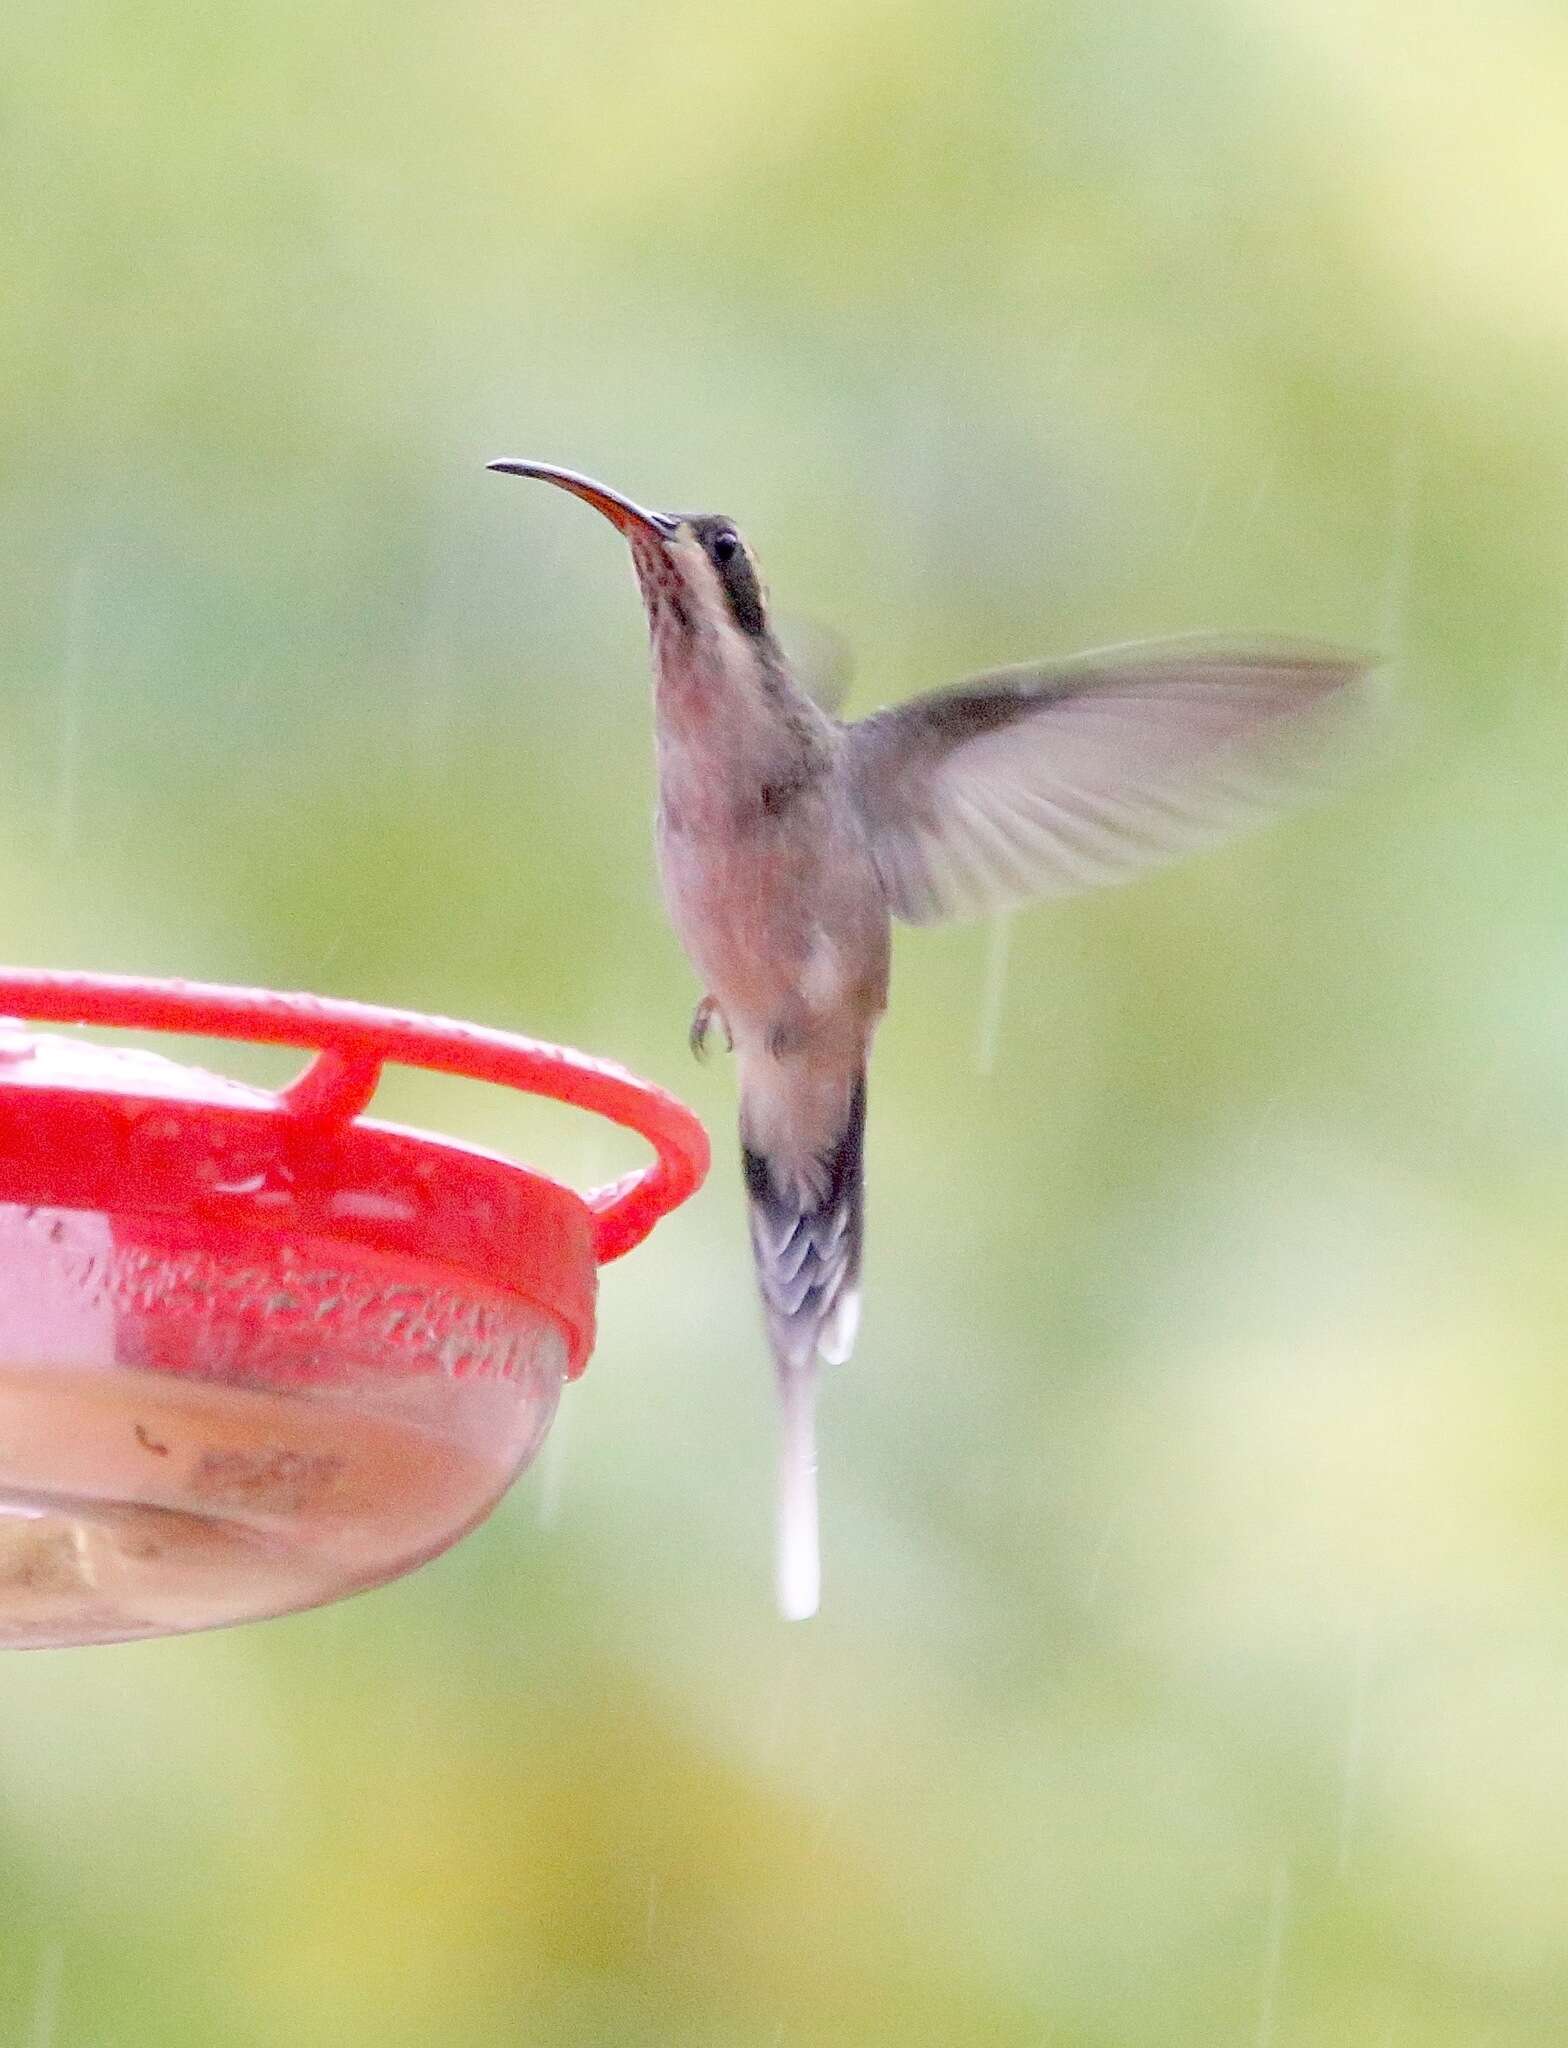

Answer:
[690,995,732,1061]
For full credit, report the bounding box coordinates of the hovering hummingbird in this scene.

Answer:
[489,458,1367,1619]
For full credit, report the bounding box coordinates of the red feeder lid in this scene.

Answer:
[0,968,710,1382]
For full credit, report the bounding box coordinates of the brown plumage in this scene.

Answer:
[490,459,1371,1618]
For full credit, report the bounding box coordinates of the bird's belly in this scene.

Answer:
[662,839,810,1008]
[657,825,883,1032]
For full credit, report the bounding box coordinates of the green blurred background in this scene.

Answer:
[4,0,1568,2040]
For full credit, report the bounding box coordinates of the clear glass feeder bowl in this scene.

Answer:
[0,973,707,1648]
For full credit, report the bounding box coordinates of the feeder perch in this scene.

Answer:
[0,969,708,1648]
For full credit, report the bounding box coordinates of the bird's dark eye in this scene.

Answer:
[711,529,740,564]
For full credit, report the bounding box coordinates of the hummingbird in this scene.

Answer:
[489,458,1367,1619]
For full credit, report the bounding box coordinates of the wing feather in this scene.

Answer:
[846,637,1371,925]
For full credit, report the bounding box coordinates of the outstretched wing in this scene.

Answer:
[845,637,1371,925]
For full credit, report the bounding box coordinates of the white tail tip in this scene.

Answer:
[818,1285,861,1366]
[775,1362,821,1620]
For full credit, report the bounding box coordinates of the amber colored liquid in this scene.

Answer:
[0,1364,543,1647]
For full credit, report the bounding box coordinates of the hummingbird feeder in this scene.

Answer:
[0,969,708,1649]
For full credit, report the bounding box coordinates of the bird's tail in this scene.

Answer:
[740,1061,867,1621]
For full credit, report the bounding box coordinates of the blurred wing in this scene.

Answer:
[846,637,1372,925]
[776,614,855,715]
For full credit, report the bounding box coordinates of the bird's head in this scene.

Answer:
[487,459,775,658]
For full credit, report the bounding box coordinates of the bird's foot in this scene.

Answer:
[766,1020,806,1059]
[764,1003,812,1060]
[689,995,732,1061]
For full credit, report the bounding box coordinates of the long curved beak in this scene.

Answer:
[486,459,679,540]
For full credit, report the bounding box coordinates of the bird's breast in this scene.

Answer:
[655,776,888,1038]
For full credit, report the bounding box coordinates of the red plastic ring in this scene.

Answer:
[0,968,709,1265]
